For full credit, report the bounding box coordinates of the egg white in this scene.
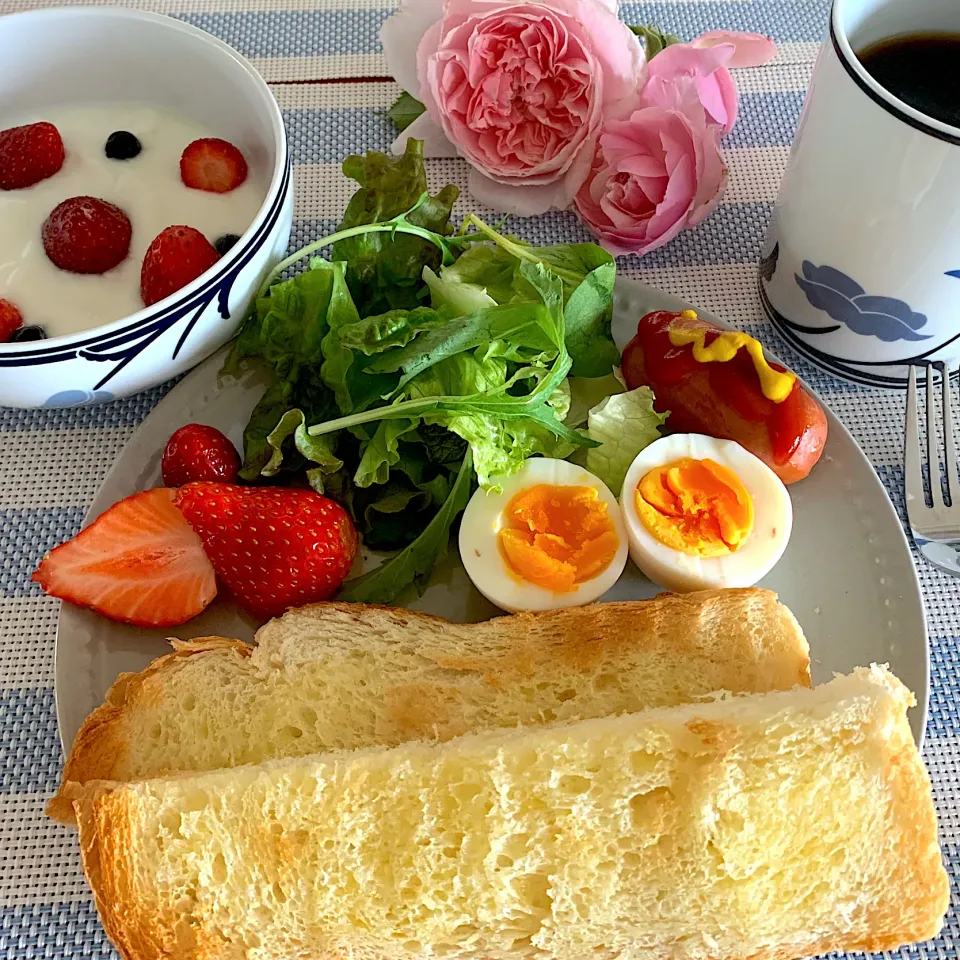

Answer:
[459,458,629,613]
[620,434,792,593]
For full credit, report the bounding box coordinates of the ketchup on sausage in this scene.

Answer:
[620,310,827,484]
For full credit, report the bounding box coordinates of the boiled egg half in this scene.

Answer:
[459,458,628,612]
[620,434,792,592]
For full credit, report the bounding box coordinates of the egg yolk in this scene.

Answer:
[635,458,753,557]
[498,484,619,593]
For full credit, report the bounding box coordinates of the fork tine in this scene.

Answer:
[941,360,960,507]
[926,364,945,509]
[905,365,926,520]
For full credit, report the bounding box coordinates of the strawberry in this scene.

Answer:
[0,122,65,190]
[32,488,217,627]
[180,138,248,194]
[162,424,241,487]
[0,300,23,342]
[140,226,220,307]
[42,196,132,274]
[175,483,359,620]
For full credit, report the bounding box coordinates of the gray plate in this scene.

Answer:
[54,279,929,750]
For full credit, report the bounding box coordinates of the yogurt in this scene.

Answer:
[0,104,268,338]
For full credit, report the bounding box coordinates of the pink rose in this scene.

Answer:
[381,0,644,215]
[643,31,778,135]
[574,82,727,257]
[573,29,777,256]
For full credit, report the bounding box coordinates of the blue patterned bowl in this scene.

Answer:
[0,8,293,409]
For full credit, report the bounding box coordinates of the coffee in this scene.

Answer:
[857,32,960,128]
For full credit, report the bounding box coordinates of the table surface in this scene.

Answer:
[1,0,958,956]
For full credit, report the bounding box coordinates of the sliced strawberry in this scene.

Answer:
[140,226,220,307]
[180,138,248,194]
[175,483,358,621]
[0,300,23,342]
[162,424,241,487]
[42,196,132,274]
[0,122,65,190]
[32,488,217,627]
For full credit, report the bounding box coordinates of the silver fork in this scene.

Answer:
[905,362,960,577]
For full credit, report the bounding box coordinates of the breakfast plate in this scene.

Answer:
[53,277,930,749]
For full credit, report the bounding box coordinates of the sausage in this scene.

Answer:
[621,310,827,484]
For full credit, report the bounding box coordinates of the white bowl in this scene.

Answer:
[0,7,293,409]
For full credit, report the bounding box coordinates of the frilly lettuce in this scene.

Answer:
[422,227,620,378]
[222,140,627,603]
[331,139,458,317]
[585,387,668,494]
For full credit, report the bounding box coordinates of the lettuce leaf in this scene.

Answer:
[566,374,626,429]
[320,300,443,415]
[335,306,449,355]
[261,409,342,479]
[422,265,497,315]
[366,301,558,388]
[222,146,632,604]
[236,382,289,481]
[584,386,668,494]
[354,419,419,488]
[224,266,332,391]
[301,264,592,491]
[425,230,619,377]
[338,452,474,604]
[223,260,356,478]
[418,422,468,465]
[332,139,459,317]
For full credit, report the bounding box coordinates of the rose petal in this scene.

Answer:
[643,41,735,86]
[442,0,619,29]
[640,47,739,136]
[381,0,444,95]
[687,126,728,226]
[692,30,778,68]
[416,17,446,116]
[391,111,461,158]
[618,154,665,178]
[647,150,695,233]
[697,68,738,134]
[468,167,576,215]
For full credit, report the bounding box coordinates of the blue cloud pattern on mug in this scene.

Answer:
[794,261,931,342]
[44,389,115,408]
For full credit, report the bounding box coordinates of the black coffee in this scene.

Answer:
[857,32,960,129]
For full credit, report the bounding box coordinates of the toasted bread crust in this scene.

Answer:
[51,590,809,823]
[49,638,250,822]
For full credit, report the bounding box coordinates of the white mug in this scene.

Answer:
[760,0,960,388]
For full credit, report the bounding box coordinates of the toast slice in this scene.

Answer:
[76,665,948,960]
[51,588,810,822]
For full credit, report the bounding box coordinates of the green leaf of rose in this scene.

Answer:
[629,24,682,60]
[386,92,427,132]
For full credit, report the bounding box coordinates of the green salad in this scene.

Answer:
[223,140,665,604]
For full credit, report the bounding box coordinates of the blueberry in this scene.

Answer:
[11,325,47,342]
[105,131,141,160]
[214,234,241,256]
